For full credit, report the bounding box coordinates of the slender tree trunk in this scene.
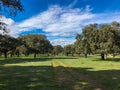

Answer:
[17,52,20,57]
[113,53,115,58]
[34,53,37,58]
[101,53,105,60]
[66,52,68,56]
[72,53,74,56]
[10,53,13,57]
[85,53,87,58]
[4,51,7,58]
[47,53,49,56]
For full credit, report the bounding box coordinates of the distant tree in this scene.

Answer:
[94,24,120,59]
[81,24,98,57]
[0,35,19,58]
[76,23,120,60]
[110,21,120,57]
[75,33,82,41]
[18,34,52,58]
[75,34,83,56]
[52,45,63,56]
[74,40,83,56]
[70,44,75,56]
[111,21,120,27]
[63,44,75,56]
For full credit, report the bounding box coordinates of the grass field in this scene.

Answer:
[0,56,120,90]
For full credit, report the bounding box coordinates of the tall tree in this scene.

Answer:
[18,34,52,58]
[78,23,120,60]
[97,24,120,59]
[81,24,98,57]
[0,35,19,58]
[52,45,63,56]
[63,44,75,56]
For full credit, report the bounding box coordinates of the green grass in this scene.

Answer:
[0,56,120,90]
[0,57,57,90]
[58,56,120,90]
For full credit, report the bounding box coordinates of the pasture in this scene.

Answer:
[0,56,120,90]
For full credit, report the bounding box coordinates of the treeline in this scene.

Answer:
[0,34,53,58]
[0,34,76,58]
[0,21,120,60]
[64,21,120,60]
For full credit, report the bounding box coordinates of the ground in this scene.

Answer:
[0,55,120,90]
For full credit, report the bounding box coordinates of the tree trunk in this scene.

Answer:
[101,53,105,60]
[34,53,37,58]
[66,52,68,56]
[105,53,107,59]
[113,53,115,58]
[17,53,20,57]
[85,53,87,58]
[10,53,13,57]
[4,51,7,58]
[47,53,49,56]
[72,53,74,56]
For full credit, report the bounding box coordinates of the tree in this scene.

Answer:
[77,23,120,60]
[75,34,84,56]
[0,35,19,58]
[0,0,24,16]
[18,34,52,58]
[74,40,83,56]
[81,24,98,57]
[96,24,120,59]
[63,44,75,56]
[52,45,63,56]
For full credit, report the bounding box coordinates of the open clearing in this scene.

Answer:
[0,56,120,90]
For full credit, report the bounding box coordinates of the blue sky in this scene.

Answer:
[3,0,120,46]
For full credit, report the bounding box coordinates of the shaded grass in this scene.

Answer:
[0,57,58,90]
[0,57,87,90]
[59,56,120,90]
[52,61,99,90]
[0,66,56,90]
[0,56,120,90]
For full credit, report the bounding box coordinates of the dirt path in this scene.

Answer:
[52,60,106,90]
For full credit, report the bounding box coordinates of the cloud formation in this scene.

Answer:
[9,5,95,36]
[0,15,14,25]
[7,5,120,46]
[51,38,75,46]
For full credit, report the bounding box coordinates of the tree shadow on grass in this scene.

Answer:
[0,57,78,65]
[0,66,56,90]
[0,64,119,90]
[0,58,50,65]
[75,68,120,90]
[0,65,95,90]
[94,57,120,62]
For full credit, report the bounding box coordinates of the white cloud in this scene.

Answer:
[83,12,120,25]
[6,5,120,46]
[9,5,95,37]
[51,38,75,46]
[0,15,14,25]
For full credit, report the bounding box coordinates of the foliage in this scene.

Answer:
[52,45,63,55]
[18,34,53,58]
[63,44,75,56]
[0,35,19,58]
[74,22,120,59]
